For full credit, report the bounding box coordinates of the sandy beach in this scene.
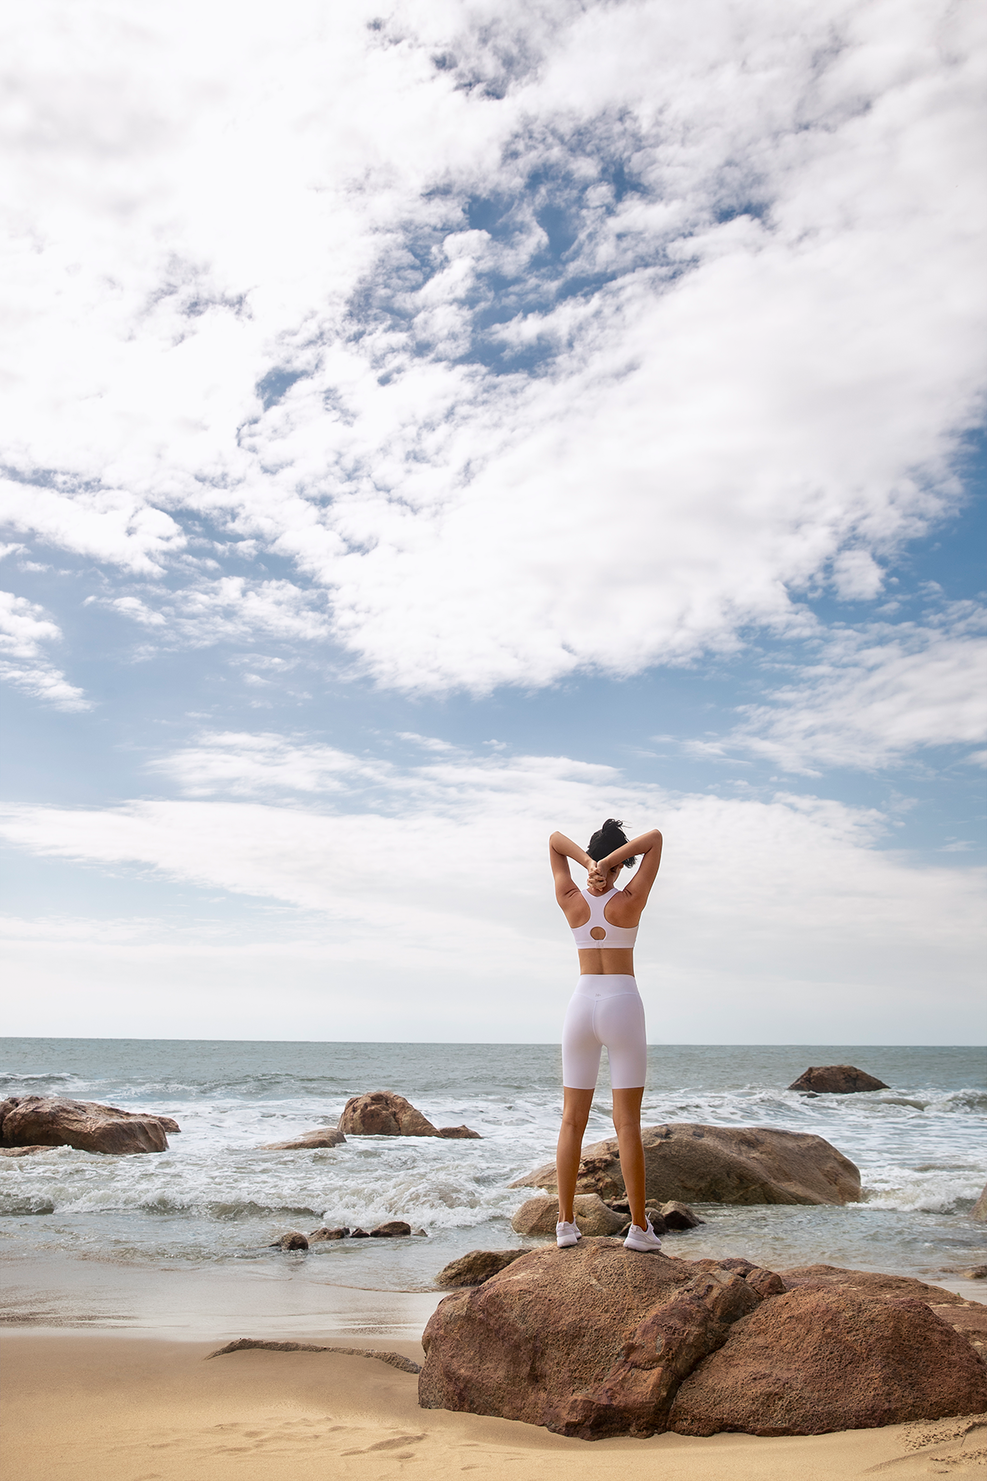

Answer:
[2,1329,985,1481]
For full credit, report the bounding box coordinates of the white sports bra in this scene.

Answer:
[570,888,639,949]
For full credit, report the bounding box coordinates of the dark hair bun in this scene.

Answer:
[587,818,636,868]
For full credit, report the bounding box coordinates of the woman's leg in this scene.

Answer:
[556,1087,594,1223]
[611,1086,647,1228]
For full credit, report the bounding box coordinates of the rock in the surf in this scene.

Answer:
[510,1123,861,1207]
[308,1226,349,1241]
[419,1242,765,1437]
[370,1221,412,1237]
[660,1201,704,1230]
[436,1125,482,1138]
[972,1182,987,1222]
[272,1231,309,1250]
[0,1145,51,1157]
[338,1092,441,1137]
[0,1095,178,1156]
[435,1249,527,1287]
[260,1127,346,1150]
[667,1287,987,1435]
[511,1192,626,1237]
[788,1065,889,1094]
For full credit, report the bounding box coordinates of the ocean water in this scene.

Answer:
[1,1040,985,1332]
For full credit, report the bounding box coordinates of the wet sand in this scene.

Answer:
[2,1332,985,1481]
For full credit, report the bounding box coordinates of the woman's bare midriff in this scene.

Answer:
[577,947,635,976]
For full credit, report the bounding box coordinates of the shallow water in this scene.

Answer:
[1,1039,984,1327]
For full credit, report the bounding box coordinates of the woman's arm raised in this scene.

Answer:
[549,831,593,908]
[600,828,663,907]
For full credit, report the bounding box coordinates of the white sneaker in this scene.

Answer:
[623,1219,662,1252]
[556,1220,582,1248]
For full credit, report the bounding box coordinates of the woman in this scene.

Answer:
[548,818,663,1252]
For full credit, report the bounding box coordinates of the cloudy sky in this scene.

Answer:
[1,0,984,1043]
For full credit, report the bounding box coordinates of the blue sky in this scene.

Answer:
[1,0,984,1042]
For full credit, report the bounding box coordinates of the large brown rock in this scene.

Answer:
[338,1092,440,1137]
[668,1288,987,1436]
[260,1127,346,1150]
[420,1247,987,1441]
[419,1241,768,1438]
[510,1123,860,1206]
[0,1096,177,1156]
[788,1065,889,1093]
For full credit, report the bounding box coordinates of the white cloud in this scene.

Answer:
[718,607,987,773]
[103,577,332,647]
[0,735,982,1039]
[0,0,982,692]
[0,590,89,710]
[152,731,378,796]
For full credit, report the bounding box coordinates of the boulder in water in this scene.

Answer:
[510,1123,860,1206]
[338,1092,440,1137]
[0,1095,178,1156]
[787,1065,889,1094]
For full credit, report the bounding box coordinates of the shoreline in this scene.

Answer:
[2,1330,986,1481]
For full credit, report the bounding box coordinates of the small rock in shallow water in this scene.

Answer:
[308,1226,349,1242]
[436,1250,527,1287]
[436,1125,481,1138]
[660,1201,704,1230]
[272,1231,309,1251]
[261,1127,346,1150]
[370,1221,412,1238]
[350,1228,370,1238]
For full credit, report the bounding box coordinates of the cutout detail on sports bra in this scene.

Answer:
[590,926,606,940]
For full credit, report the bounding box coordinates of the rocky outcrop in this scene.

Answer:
[510,1123,860,1206]
[436,1250,527,1287]
[0,1096,179,1156]
[511,1193,626,1237]
[667,1288,987,1435]
[788,1065,889,1094]
[972,1182,987,1222]
[261,1127,346,1150]
[419,1246,987,1440]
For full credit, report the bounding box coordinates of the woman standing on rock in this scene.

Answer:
[549,819,663,1253]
